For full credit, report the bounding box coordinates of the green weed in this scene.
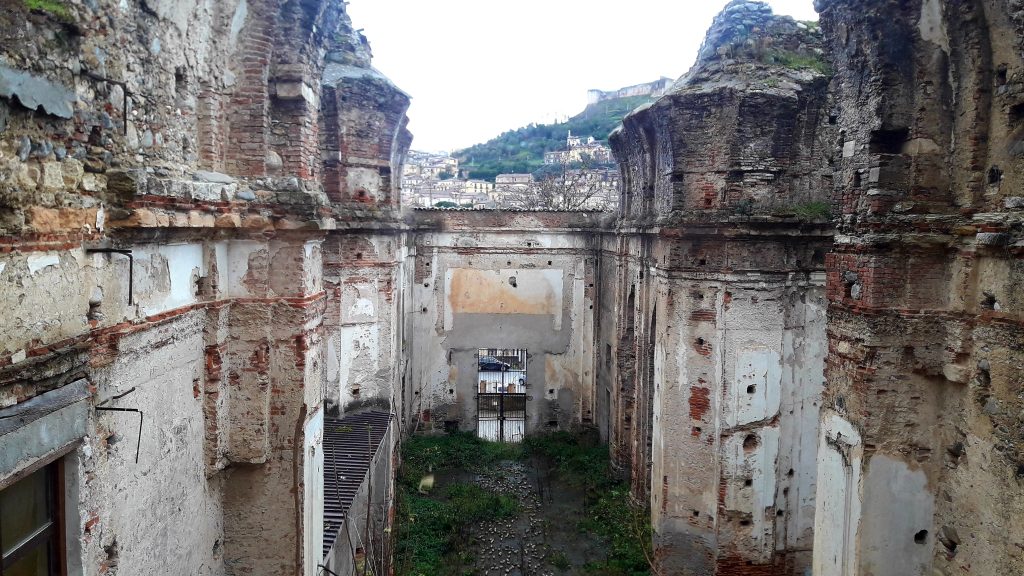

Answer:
[22,0,72,22]
[766,49,831,75]
[525,432,652,575]
[791,200,832,220]
[395,433,521,576]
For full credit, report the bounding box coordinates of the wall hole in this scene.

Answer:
[355,252,363,260]
[1010,102,1024,126]
[869,127,909,154]
[981,292,999,310]
[746,384,756,394]
[787,468,794,477]
[547,260,552,265]
[743,434,760,451]
[692,510,700,517]
[739,520,751,527]
[914,530,928,544]
[744,479,753,487]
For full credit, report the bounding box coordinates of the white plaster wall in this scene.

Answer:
[81,311,223,576]
[224,240,266,298]
[410,230,596,431]
[136,243,204,316]
[338,323,381,407]
[812,411,863,576]
[0,249,91,362]
[777,280,827,551]
[723,426,780,556]
[728,346,782,427]
[859,455,935,576]
[303,408,325,576]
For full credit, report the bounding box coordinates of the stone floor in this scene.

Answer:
[440,458,604,575]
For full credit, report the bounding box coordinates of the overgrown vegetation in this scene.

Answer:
[791,200,831,219]
[395,433,523,575]
[765,49,831,75]
[395,431,654,576]
[397,482,519,575]
[399,432,522,487]
[22,0,72,22]
[456,95,652,181]
[525,432,653,575]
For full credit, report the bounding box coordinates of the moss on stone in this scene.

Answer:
[767,49,831,75]
[21,0,72,23]
[791,200,831,220]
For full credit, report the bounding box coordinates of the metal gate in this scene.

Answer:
[476,348,527,443]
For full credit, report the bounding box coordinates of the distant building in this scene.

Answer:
[495,173,533,185]
[586,77,672,105]
[543,131,614,165]
[403,150,459,180]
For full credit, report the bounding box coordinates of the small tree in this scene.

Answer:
[495,157,615,210]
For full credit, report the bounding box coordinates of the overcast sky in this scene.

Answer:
[347,1,818,152]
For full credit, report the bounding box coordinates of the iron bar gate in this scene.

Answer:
[476,348,527,443]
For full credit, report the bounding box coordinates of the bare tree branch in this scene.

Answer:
[495,156,617,210]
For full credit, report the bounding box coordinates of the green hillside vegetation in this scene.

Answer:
[456,95,653,181]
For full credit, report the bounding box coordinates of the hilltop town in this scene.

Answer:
[402,131,620,209]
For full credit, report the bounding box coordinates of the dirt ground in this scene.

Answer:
[435,456,606,575]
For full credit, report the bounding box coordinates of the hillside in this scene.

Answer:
[455,95,653,181]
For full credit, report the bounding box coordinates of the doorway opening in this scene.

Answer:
[476,348,527,443]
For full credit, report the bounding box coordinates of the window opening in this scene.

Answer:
[476,348,527,443]
[0,461,64,576]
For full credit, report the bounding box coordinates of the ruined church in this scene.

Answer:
[0,0,1021,575]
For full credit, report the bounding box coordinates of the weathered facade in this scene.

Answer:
[812,1,1024,575]
[0,1,409,575]
[406,210,603,435]
[1,0,1023,575]
[603,5,832,573]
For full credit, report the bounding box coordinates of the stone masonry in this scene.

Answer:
[0,1,1022,576]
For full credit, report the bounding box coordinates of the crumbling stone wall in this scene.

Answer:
[813,1,1024,575]
[605,2,833,574]
[0,2,409,576]
[406,210,603,434]
[4,0,1024,574]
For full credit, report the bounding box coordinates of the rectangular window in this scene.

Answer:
[0,462,64,576]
